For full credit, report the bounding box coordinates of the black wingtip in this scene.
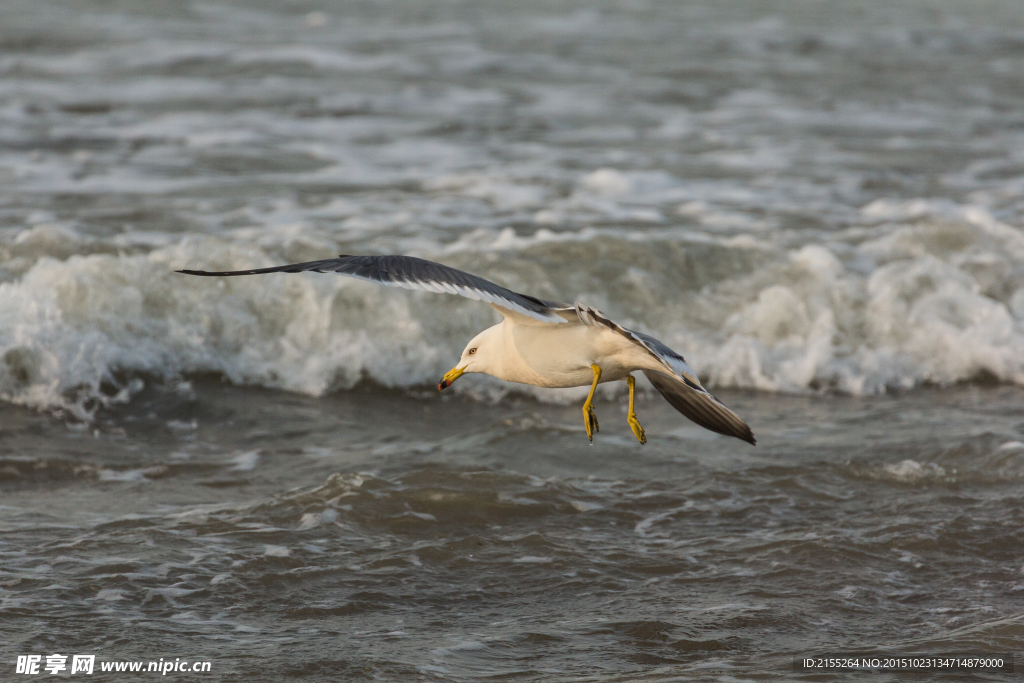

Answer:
[738,425,756,446]
[178,269,218,276]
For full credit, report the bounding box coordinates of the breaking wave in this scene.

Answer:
[3,191,1023,418]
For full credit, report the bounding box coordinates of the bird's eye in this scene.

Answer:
[468,348,477,355]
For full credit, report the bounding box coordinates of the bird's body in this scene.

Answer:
[180,254,755,445]
[469,319,670,389]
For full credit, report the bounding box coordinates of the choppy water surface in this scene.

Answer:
[2,0,1024,679]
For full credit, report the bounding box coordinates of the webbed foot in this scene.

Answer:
[626,375,646,445]
[583,403,600,442]
[628,412,646,445]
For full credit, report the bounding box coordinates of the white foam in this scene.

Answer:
[883,460,946,482]
[2,195,1023,416]
[229,451,260,472]
[424,173,548,211]
[579,168,681,199]
[0,239,473,416]
[98,469,148,482]
[693,207,1024,394]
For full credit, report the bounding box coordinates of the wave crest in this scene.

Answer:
[2,200,1023,415]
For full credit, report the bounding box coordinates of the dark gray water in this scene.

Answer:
[3,0,1024,680]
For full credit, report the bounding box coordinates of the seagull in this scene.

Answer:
[179,255,755,445]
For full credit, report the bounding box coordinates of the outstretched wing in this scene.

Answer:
[573,304,755,445]
[642,371,756,445]
[633,330,756,445]
[179,254,571,324]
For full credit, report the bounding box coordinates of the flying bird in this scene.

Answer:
[179,255,755,445]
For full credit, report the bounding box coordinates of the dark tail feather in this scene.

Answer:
[643,371,756,445]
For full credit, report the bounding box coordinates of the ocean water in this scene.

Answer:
[2,0,1024,680]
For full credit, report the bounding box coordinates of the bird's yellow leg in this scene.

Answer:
[626,375,646,445]
[582,364,601,442]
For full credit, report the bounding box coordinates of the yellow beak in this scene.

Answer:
[438,365,465,390]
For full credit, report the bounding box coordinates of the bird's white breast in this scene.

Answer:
[491,320,658,388]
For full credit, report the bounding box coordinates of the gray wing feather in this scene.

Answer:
[570,304,755,444]
[627,329,694,379]
[572,304,692,379]
[179,254,570,324]
[643,370,756,445]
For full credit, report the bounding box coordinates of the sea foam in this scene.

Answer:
[2,199,1023,417]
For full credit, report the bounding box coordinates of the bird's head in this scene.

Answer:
[438,327,499,390]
